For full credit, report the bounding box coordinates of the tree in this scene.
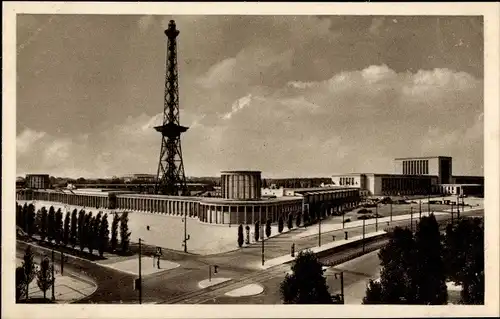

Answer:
[83,212,93,253]
[278,216,284,233]
[304,211,311,226]
[77,210,85,251]
[16,266,27,302]
[47,206,56,242]
[98,214,110,257]
[363,227,417,304]
[363,279,383,304]
[26,204,36,237]
[110,213,119,252]
[16,204,23,229]
[412,214,447,304]
[237,224,244,248]
[287,213,293,230]
[89,212,102,255]
[70,209,78,248]
[254,221,260,242]
[39,207,48,242]
[63,211,70,246]
[265,219,272,238]
[444,218,484,304]
[280,250,332,304]
[296,212,302,228]
[54,208,63,245]
[245,225,250,244]
[21,246,37,301]
[36,257,54,300]
[120,212,131,253]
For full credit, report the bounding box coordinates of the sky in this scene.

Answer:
[16,15,484,179]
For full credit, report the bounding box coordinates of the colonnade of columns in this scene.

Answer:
[16,189,363,225]
[115,196,197,217]
[17,191,108,208]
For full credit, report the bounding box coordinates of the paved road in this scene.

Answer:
[16,208,483,304]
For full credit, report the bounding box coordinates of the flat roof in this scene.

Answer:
[220,170,261,174]
[394,156,452,160]
[199,197,302,205]
[332,173,438,178]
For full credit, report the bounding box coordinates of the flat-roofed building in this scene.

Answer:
[394,156,452,184]
[26,174,51,189]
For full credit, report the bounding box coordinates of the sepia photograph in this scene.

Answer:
[3,2,499,318]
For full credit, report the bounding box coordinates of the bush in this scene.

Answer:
[296,212,302,228]
[357,209,370,214]
[254,221,260,242]
[278,217,284,233]
[110,213,119,252]
[287,213,293,230]
[245,225,250,244]
[237,224,244,247]
[120,212,131,253]
[265,219,271,238]
[344,218,351,223]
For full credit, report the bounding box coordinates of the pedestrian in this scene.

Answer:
[157,257,160,269]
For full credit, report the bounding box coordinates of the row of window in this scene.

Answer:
[339,177,357,186]
[403,160,429,175]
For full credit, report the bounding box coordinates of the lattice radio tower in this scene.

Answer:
[154,20,188,195]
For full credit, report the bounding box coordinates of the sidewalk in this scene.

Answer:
[295,211,447,239]
[16,257,96,304]
[252,230,386,270]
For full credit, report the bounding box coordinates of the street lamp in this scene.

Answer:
[410,206,413,232]
[182,212,190,253]
[375,203,378,232]
[362,219,366,253]
[419,200,422,221]
[261,223,265,266]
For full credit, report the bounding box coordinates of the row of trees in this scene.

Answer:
[16,246,54,302]
[16,202,131,256]
[235,208,334,248]
[278,215,484,305]
[363,214,484,305]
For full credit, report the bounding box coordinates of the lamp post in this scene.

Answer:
[362,219,366,253]
[451,202,454,225]
[182,212,190,253]
[390,201,393,222]
[419,200,422,221]
[375,203,378,232]
[138,238,142,304]
[261,223,265,266]
[456,194,460,220]
[410,206,413,232]
[51,249,55,301]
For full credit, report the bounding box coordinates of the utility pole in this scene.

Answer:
[182,212,190,253]
[138,238,142,304]
[419,200,422,221]
[60,250,64,276]
[390,201,393,222]
[318,213,322,247]
[342,209,345,229]
[451,202,454,225]
[261,224,265,266]
[410,206,413,232]
[51,249,55,301]
[340,271,344,304]
[427,191,431,213]
[362,219,365,253]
